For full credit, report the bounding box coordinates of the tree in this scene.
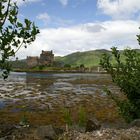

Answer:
[100,46,140,122]
[80,64,85,68]
[137,27,140,45]
[64,64,71,68]
[0,0,39,79]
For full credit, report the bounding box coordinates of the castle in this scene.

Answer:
[27,50,54,68]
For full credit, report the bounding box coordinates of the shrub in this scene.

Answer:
[100,28,140,122]
[100,47,140,122]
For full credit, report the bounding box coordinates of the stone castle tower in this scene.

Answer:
[27,50,54,68]
[39,50,54,66]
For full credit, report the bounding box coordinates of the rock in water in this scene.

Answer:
[85,119,101,132]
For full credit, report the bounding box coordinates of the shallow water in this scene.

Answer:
[0,72,123,125]
[0,72,119,107]
[0,72,116,94]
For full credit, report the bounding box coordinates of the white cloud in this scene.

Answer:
[97,0,140,19]
[13,0,41,6]
[37,12,74,27]
[37,13,51,25]
[59,0,68,6]
[16,20,140,59]
[51,17,74,27]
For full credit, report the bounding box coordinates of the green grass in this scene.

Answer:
[78,106,86,127]
[62,108,72,126]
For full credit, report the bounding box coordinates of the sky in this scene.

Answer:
[13,0,140,58]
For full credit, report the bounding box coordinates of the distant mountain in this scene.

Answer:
[55,49,111,67]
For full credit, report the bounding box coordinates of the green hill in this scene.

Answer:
[55,49,111,67]
[10,59,27,69]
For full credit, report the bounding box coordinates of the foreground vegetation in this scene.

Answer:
[100,46,140,122]
[0,0,39,79]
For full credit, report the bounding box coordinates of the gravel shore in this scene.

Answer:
[60,127,140,140]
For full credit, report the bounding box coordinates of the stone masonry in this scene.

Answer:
[27,50,54,68]
[26,56,39,68]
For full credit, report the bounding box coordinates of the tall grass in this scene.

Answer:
[78,106,86,127]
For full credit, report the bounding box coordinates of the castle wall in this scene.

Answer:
[27,56,39,68]
[27,50,54,68]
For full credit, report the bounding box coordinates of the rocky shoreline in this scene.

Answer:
[61,127,140,140]
[0,119,140,140]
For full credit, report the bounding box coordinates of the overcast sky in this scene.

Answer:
[14,0,140,59]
